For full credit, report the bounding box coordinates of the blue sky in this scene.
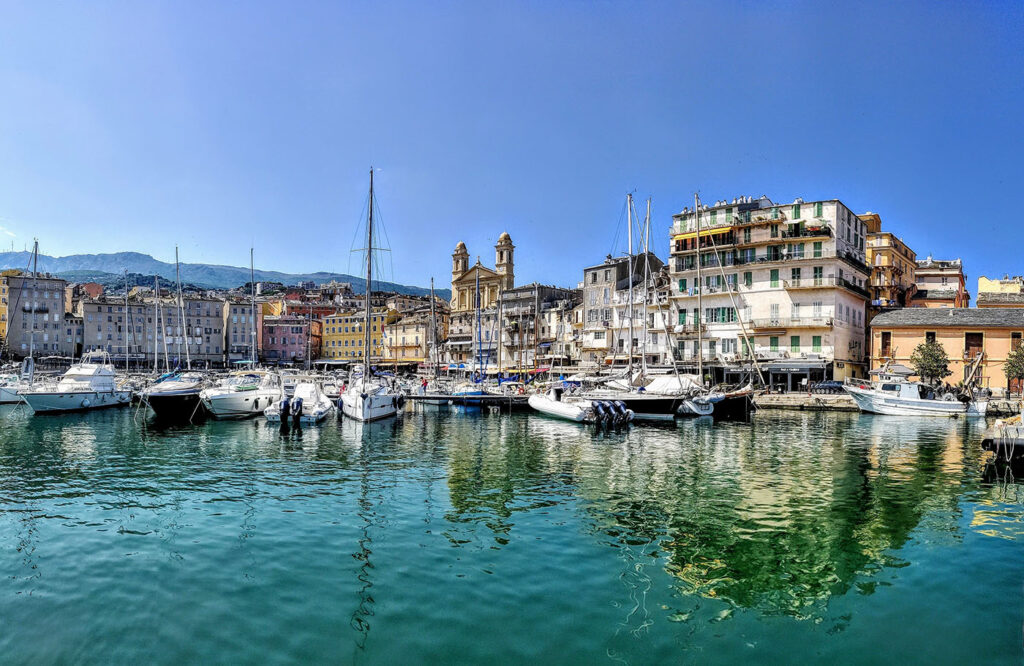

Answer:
[1,1,1021,291]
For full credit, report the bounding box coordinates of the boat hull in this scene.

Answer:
[603,394,682,420]
[201,390,279,419]
[845,385,987,417]
[528,394,589,422]
[145,390,204,420]
[21,390,132,414]
[340,391,400,422]
[0,385,24,404]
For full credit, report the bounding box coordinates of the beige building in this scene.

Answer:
[668,195,870,386]
[870,308,1024,395]
[79,296,227,367]
[1,271,70,358]
[909,256,970,308]
[976,276,1024,308]
[861,212,917,310]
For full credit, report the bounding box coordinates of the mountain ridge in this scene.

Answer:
[0,251,450,299]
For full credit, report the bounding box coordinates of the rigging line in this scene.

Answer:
[608,196,629,258]
[369,188,395,285]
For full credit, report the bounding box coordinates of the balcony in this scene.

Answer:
[751,317,834,330]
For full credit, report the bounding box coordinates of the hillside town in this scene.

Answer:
[2,193,1021,397]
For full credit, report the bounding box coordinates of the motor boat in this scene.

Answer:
[265,381,336,424]
[141,371,207,420]
[528,386,633,425]
[20,352,132,414]
[844,377,988,417]
[340,364,404,422]
[200,371,282,419]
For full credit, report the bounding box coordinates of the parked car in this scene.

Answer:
[811,380,844,394]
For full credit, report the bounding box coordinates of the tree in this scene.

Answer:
[1005,345,1024,396]
[910,340,952,385]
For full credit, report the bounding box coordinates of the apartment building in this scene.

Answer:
[497,283,579,370]
[224,300,259,364]
[1,271,69,358]
[668,196,871,387]
[321,308,396,362]
[579,254,655,368]
[910,256,969,308]
[261,315,321,365]
[79,296,226,367]
[536,294,583,370]
[861,212,918,310]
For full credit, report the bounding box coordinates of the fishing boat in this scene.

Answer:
[528,386,633,425]
[20,352,132,414]
[141,371,207,420]
[340,167,403,422]
[200,371,282,419]
[843,360,988,417]
[265,382,335,424]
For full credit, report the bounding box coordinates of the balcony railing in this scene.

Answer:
[751,317,834,329]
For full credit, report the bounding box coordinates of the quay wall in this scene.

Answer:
[754,393,1023,417]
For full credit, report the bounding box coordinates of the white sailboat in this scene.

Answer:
[340,167,403,422]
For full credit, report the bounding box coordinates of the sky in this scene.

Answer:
[1,1,1022,292]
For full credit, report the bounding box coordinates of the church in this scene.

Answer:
[450,232,515,313]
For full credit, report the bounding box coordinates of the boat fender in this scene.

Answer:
[943,393,956,402]
[361,393,368,401]
[392,396,397,408]
[254,398,260,410]
[397,395,405,408]
[82,398,91,408]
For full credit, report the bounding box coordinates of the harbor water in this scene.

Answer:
[0,405,1021,664]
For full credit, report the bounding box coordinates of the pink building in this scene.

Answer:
[261,315,321,365]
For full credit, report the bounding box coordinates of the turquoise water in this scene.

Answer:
[0,406,1021,664]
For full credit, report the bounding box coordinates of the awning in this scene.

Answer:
[672,226,733,241]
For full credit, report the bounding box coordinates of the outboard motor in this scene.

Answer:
[291,396,304,426]
[279,397,291,431]
[593,400,608,425]
[551,386,564,402]
[612,401,629,426]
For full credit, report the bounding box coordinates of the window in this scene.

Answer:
[771,207,779,220]
[770,224,779,238]
[792,204,801,219]
[813,241,822,258]
[770,270,779,288]
[1013,332,1023,351]
[815,202,823,217]
[770,336,779,352]
[812,336,822,352]
[791,267,801,285]
[678,310,686,325]
[790,335,800,353]
[925,331,936,344]
[880,331,892,357]
[743,272,752,288]
[743,228,751,243]
[813,266,824,285]
[678,278,687,292]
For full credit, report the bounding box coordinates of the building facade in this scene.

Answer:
[870,308,1024,395]
[976,276,1024,308]
[447,233,515,367]
[1,272,70,358]
[320,308,396,362]
[910,256,970,308]
[668,196,871,386]
[225,300,259,364]
[261,315,321,365]
[861,212,917,310]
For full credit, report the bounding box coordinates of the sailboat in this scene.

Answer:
[340,167,404,422]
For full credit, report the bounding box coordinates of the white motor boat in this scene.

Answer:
[200,371,282,419]
[844,378,988,417]
[20,352,132,414]
[265,382,336,424]
[528,387,633,425]
[340,365,403,422]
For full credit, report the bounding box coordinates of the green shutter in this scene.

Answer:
[770,336,778,352]
[770,269,779,287]
[791,335,800,352]
[812,335,822,352]
[815,202,823,217]
[793,204,801,219]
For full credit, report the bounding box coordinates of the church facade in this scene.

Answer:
[446,233,515,366]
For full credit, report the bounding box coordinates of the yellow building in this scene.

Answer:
[320,308,398,362]
[870,308,1024,394]
[860,213,917,309]
[976,276,1024,308]
[261,299,286,317]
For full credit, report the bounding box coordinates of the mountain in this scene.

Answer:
[0,251,451,299]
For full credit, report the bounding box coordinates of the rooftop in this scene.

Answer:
[913,288,959,300]
[871,307,1024,328]
[977,292,1024,306]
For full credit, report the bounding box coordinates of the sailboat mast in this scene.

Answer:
[642,198,651,379]
[626,194,634,380]
[153,276,159,372]
[250,248,257,366]
[124,269,130,369]
[695,193,703,383]
[430,277,439,381]
[176,246,191,370]
[28,239,38,361]
[364,167,373,372]
[475,268,481,374]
